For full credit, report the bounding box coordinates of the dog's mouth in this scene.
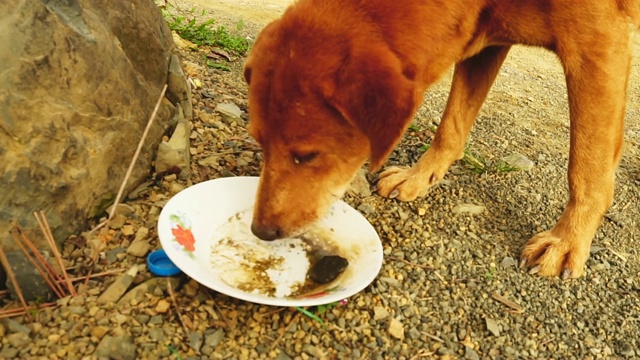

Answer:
[251,181,350,241]
[250,220,313,241]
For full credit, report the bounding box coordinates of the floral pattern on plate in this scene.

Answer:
[169,213,196,257]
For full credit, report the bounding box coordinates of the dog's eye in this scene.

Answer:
[292,152,318,165]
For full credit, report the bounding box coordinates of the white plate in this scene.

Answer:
[157,176,383,307]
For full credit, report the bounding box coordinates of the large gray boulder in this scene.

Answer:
[0,0,191,250]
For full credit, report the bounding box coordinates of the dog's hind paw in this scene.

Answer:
[520,230,591,279]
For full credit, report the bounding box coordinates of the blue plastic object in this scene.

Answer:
[147,249,181,276]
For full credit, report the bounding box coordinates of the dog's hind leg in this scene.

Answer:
[520,33,631,278]
[377,45,511,200]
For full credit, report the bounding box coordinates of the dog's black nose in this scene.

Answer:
[251,222,282,241]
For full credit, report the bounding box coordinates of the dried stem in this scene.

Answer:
[166,277,189,334]
[13,223,67,295]
[69,268,126,282]
[84,84,167,284]
[0,302,56,320]
[10,227,65,298]
[270,310,301,350]
[492,292,524,314]
[0,245,33,321]
[108,84,168,222]
[34,212,76,296]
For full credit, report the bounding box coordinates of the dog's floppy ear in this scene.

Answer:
[327,45,418,171]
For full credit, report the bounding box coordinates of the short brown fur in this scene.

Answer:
[245,0,640,278]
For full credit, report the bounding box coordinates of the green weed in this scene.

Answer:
[161,6,249,55]
[492,160,520,173]
[461,149,522,174]
[206,60,230,71]
[485,266,497,280]
[462,148,488,174]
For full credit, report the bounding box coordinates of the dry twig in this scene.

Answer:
[0,301,57,320]
[270,310,302,350]
[10,225,65,298]
[0,245,32,321]
[492,292,524,314]
[34,211,76,296]
[167,277,189,335]
[84,84,167,284]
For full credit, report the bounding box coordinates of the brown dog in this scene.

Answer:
[244,0,640,278]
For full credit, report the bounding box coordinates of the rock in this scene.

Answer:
[3,250,55,301]
[155,299,171,313]
[109,214,127,229]
[169,181,186,195]
[0,0,181,251]
[97,265,138,304]
[91,326,110,340]
[378,276,401,287]
[408,327,421,340]
[486,318,500,336]
[205,329,225,348]
[464,346,480,360]
[0,318,31,335]
[0,347,18,359]
[592,261,611,271]
[121,225,135,236]
[373,306,390,321]
[7,332,31,348]
[499,153,534,171]
[167,54,193,119]
[117,277,180,306]
[172,32,198,50]
[500,257,518,268]
[198,155,220,167]
[148,328,165,342]
[126,227,151,257]
[155,108,191,178]
[148,315,164,325]
[215,102,244,124]
[347,169,372,197]
[96,335,136,360]
[388,318,404,340]
[303,344,321,357]
[105,203,136,218]
[106,247,126,265]
[619,342,635,357]
[189,332,203,351]
[357,203,376,215]
[452,203,486,215]
[275,350,293,360]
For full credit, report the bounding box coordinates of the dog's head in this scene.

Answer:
[245,7,419,240]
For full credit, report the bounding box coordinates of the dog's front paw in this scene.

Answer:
[520,230,591,279]
[375,166,431,201]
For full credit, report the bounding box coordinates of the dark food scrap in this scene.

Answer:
[308,255,349,284]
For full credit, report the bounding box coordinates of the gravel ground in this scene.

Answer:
[1,2,639,360]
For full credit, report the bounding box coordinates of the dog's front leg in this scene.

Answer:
[376,46,511,200]
[520,40,631,278]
